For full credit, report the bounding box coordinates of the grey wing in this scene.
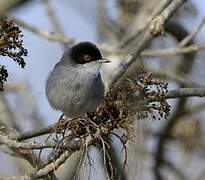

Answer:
[77,73,105,112]
[45,65,80,111]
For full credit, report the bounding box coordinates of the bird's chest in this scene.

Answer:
[70,72,104,104]
[51,67,104,116]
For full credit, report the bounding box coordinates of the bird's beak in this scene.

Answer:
[98,58,111,63]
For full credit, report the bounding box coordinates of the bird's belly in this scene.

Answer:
[46,71,104,118]
[62,78,104,118]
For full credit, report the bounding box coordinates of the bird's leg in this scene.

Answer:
[54,113,64,133]
[57,113,64,123]
[86,112,94,120]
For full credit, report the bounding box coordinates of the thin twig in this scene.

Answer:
[165,88,205,99]
[179,15,205,47]
[120,0,173,48]
[0,134,72,150]
[12,123,56,141]
[42,0,68,48]
[12,16,74,45]
[142,43,205,57]
[0,175,31,180]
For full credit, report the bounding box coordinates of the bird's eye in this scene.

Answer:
[83,54,92,61]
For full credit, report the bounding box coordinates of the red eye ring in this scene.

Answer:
[83,54,92,61]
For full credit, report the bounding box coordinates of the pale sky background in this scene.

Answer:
[1,0,205,177]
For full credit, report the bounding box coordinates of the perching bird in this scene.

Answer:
[46,41,109,118]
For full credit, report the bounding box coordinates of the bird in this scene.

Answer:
[45,41,110,119]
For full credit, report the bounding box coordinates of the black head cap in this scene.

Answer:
[70,41,102,64]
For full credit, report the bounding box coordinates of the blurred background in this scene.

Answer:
[1,0,205,179]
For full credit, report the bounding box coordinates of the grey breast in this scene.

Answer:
[46,62,104,118]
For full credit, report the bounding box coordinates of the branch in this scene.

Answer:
[42,0,64,36]
[142,43,205,57]
[0,97,42,168]
[153,86,205,180]
[10,87,205,143]
[11,14,205,59]
[108,0,188,87]
[12,16,74,45]
[179,15,205,47]
[42,0,67,48]
[30,127,107,179]
[12,123,56,141]
[165,88,205,99]
[0,175,30,180]
[3,86,204,178]
[0,134,72,150]
[152,13,204,180]
[120,0,173,48]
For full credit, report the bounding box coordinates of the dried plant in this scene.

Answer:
[46,70,170,179]
[0,16,27,90]
[53,70,170,138]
